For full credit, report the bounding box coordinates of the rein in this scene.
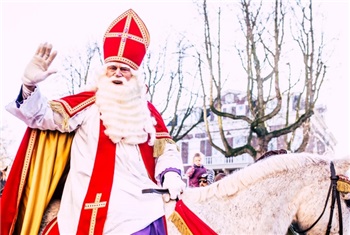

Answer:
[291,161,343,235]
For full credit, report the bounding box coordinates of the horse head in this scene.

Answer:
[291,157,350,235]
[167,153,350,235]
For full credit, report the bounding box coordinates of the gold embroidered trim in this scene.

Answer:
[18,130,37,205]
[104,56,138,70]
[169,211,193,235]
[52,96,96,116]
[156,132,171,138]
[49,96,95,131]
[105,32,147,45]
[49,101,70,131]
[153,138,178,158]
[10,129,38,234]
[85,202,107,209]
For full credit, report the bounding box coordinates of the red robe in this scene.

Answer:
[1,91,171,235]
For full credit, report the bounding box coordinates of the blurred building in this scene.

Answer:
[170,91,336,175]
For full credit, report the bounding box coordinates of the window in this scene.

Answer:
[181,142,189,164]
[236,104,246,115]
[200,140,212,157]
[234,136,246,147]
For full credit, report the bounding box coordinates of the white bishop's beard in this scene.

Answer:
[95,75,156,145]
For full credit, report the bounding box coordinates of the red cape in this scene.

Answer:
[1,91,170,234]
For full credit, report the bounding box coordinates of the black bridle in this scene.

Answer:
[291,161,343,235]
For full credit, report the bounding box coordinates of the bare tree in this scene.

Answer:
[0,124,15,170]
[287,0,327,152]
[142,36,206,142]
[197,0,327,160]
[61,40,103,95]
[0,125,12,160]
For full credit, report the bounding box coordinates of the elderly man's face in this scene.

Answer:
[106,62,133,81]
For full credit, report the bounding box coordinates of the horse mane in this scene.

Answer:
[184,153,331,202]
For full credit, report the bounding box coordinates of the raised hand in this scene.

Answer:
[22,42,58,89]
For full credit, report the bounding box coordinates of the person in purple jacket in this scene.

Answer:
[185,152,208,187]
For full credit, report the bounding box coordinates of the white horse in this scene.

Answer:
[164,153,350,235]
[41,153,350,234]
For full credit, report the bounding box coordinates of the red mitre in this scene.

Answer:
[103,9,150,70]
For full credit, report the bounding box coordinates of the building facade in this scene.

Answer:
[174,91,337,175]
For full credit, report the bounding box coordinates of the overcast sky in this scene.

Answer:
[1,0,349,157]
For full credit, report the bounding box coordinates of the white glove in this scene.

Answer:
[162,172,186,200]
[22,43,58,87]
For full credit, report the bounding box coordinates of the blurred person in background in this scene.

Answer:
[185,152,208,187]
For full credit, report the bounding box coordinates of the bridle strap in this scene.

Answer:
[336,188,343,234]
[291,178,332,234]
[326,161,343,235]
[291,161,343,235]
